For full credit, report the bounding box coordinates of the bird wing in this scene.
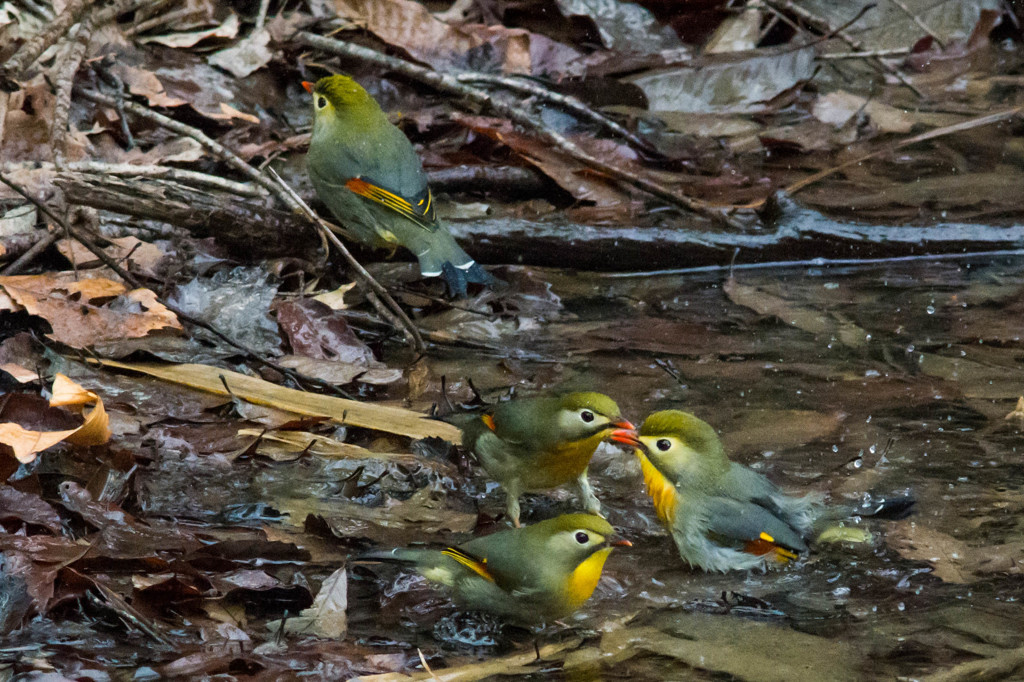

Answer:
[440,546,496,583]
[704,496,808,557]
[343,175,438,231]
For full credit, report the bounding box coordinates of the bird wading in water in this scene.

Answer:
[304,75,493,297]
[611,410,914,572]
[457,392,634,527]
[357,513,631,623]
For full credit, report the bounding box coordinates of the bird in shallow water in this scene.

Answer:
[304,75,493,297]
[456,392,634,527]
[357,513,631,623]
[611,410,914,572]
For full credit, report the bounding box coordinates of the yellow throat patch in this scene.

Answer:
[534,432,605,486]
[564,547,612,610]
[637,450,678,525]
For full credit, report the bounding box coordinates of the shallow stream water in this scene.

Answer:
[41,251,1024,680]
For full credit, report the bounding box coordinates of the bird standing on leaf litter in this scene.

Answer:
[304,75,493,297]
[456,392,635,527]
[611,410,915,572]
[356,513,631,623]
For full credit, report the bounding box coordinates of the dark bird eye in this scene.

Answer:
[317,96,327,109]
[575,531,589,544]
[656,439,671,452]
[580,410,595,423]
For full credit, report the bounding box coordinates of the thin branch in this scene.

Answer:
[59,161,266,196]
[74,88,285,201]
[818,48,910,59]
[0,228,60,276]
[762,0,924,98]
[51,17,94,166]
[741,104,1024,206]
[92,0,159,26]
[255,0,272,30]
[886,0,945,49]
[298,31,745,229]
[454,72,658,155]
[0,0,97,92]
[124,7,201,36]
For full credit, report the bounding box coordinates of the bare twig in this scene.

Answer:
[762,0,923,98]
[132,0,178,24]
[75,88,285,200]
[51,18,94,166]
[298,31,745,229]
[455,72,658,155]
[818,48,910,59]
[0,228,60,276]
[886,0,945,49]
[92,0,162,27]
[58,161,266,196]
[0,0,97,92]
[255,0,272,30]
[123,7,200,36]
[269,169,425,351]
[740,104,1024,207]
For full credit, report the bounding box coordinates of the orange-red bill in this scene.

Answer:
[612,419,635,431]
[609,428,641,448]
[610,537,633,548]
[302,81,315,93]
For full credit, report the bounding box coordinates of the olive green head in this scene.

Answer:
[520,513,628,572]
[305,75,383,130]
[635,410,730,486]
[550,392,631,442]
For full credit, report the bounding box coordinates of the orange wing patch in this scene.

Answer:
[344,177,434,229]
[481,414,496,431]
[441,547,495,582]
[743,531,799,563]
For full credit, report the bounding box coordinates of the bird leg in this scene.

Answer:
[504,483,522,528]
[574,471,604,518]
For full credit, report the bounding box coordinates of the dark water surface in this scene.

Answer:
[38,252,1024,681]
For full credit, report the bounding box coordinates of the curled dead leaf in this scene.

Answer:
[0,374,110,463]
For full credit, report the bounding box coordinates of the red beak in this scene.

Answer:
[609,428,642,448]
[612,419,635,431]
[302,81,315,93]
[610,537,632,548]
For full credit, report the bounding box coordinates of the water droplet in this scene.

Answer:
[926,305,935,314]
[897,602,905,611]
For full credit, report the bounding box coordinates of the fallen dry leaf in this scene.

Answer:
[56,237,168,278]
[1004,397,1024,421]
[141,12,240,48]
[0,273,181,348]
[0,374,110,463]
[91,359,461,442]
[267,567,347,639]
[886,520,1024,583]
[208,28,273,78]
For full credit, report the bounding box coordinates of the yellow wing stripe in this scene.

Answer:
[345,177,431,225]
[441,547,495,583]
